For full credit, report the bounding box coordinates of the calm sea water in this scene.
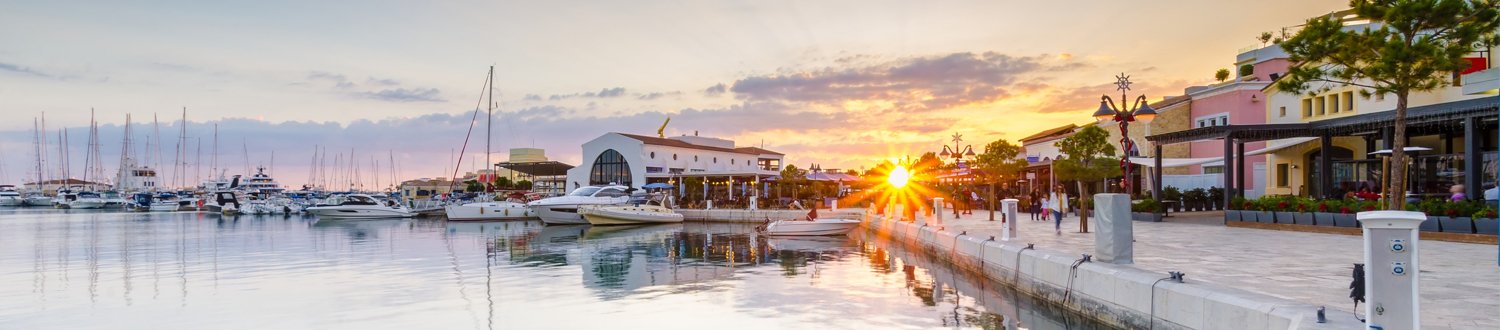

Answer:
[0,209,1111,330]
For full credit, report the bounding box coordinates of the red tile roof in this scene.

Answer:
[1018,124,1078,143]
[617,133,774,155]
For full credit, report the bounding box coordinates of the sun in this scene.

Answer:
[886,165,910,188]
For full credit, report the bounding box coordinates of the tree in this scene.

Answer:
[494,176,513,189]
[1054,125,1120,199]
[1259,31,1274,46]
[462,179,483,193]
[1214,68,1231,82]
[972,139,1028,186]
[1278,0,1500,210]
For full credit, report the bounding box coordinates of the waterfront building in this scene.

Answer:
[564,132,783,203]
[23,178,110,193]
[1017,124,1076,192]
[398,178,457,200]
[494,148,573,196]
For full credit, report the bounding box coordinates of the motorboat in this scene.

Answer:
[23,192,53,207]
[241,167,285,194]
[305,194,415,219]
[68,191,108,209]
[759,218,862,236]
[148,192,183,212]
[445,199,537,221]
[528,185,633,225]
[579,196,683,226]
[100,191,127,208]
[52,189,76,208]
[0,185,22,206]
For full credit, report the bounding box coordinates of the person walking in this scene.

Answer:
[1049,185,1066,235]
[1028,189,1041,221]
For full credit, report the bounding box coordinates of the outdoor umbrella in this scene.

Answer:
[642,182,674,189]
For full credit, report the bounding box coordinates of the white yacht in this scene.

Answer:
[527,185,632,225]
[241,167,284,194]
[578,197,683,225]
[305,194,415,219]
[445,197,537,221]
[0,186,22,206]
[68,191,108,209]
[148,193,184,212]
[100,191,127,208]
[23,191,53,207]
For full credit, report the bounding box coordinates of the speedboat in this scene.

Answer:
[445,200,537,221]
[68,191,108,209]
[23,192,53,207]
[100,191,127,208]
[305,194,415,219]
[579,196,683,226]
[760,218,862,236]
[527,185,632,225]
[0,186,22,206]
[149,193,183,212]
[52,189,76,208]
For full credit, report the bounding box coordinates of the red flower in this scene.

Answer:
[1361,204,1377,211]
[1317,203,1330,212]
[1340,206,1353,214]
[1444,208,1459,217]
[1485,210,1498,218]
[1277,201,1289,210]
[1243,202,1254,209]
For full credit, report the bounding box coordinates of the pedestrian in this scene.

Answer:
[969,189,981,215]
[1050,185,1066,235]
[1028,189,1039,221]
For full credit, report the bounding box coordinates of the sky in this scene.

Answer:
[0,0,1350,189]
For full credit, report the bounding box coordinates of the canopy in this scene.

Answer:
[806,172,859,182]
[1128,137,1317,168]
[642,182,674,189]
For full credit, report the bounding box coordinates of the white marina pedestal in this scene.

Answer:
[1093,194,1133,264]
[706,200,713,210]
[748,196,757,210]
[1000,198,1019,240]
[830,199,838,211]
[1357,211,1424,330]
[931,198,944,227]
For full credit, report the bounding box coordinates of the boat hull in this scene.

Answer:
[445,203,537,221]
[148,203,180,212]
[0,197,22,206]
[533,205,589,225]
[306,206,415,219]
[23,197,53,206]
[580,206,684,225]
[763,219,861,236]
[69,199,107,209]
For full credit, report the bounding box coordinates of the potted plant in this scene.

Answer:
[1272,197,1296,224]
[1292,198,1315,225]
[1185,188,1207,212]
[1312,200,1339,226]
[1250,197,1275,223]
[1208,187,1224,210]
[1414,199,1444,232]
[1226,196,1246,221]
[1131,198,1162,222]
[1333,202,1358,227]
[1437,201,1476,234]
[1163,187,1183,212]
[1472,207,1498,236]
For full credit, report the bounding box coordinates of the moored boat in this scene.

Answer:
[68,191,108,209]
[579,198,683,226]
[305,194,415,219]
[759,217,861,236]
[0,186,22,206]
[445,200,536,221]
[527,185,632,225]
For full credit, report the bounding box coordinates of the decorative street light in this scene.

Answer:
[1091,73,1157,192]
[939,132,977,165]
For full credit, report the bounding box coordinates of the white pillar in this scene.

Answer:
[749,195,757,210]
[1357,211,1424,330]
[707,199,714,210]
[1001,198,1018,240]
[932,197,944,226]
[1093,193,1133,264]
[831,199,838,211]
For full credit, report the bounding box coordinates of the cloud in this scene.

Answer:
[0,62,54,78]
[365,77,401,86]
[546,87,629,100]
[523,94,543,101]
[307,71,354,89]
[359,88,445,102]
[1033,79,1190,114]
[703,83,727,96]
[729,52,1048,112]
[636,91,680,100]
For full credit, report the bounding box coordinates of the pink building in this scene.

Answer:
[1169,45,1290,198]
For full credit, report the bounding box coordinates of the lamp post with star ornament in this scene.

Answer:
[939,133,978,219]
[1090,73,1156,193]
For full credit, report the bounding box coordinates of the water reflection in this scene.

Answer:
[0,210,1112,329]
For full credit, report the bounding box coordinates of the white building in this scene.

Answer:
[565,133,784,190]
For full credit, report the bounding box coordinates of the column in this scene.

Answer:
[1464,117,1482,200]
[1321,132,1335,199]
[1153,144,1163,208]
[1223,137,1236,205]
[1236,141,1247,198]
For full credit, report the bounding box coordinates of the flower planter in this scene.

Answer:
[1131,212,1161,222]
[1293,212,1315,225]
[1253,211,1275,223]
[1438,217,1473,234]
[1419,217,1442,232]
[1225,210,1242,221]
[1332,214,1358,227]
[1274,212,1296,224]
[1313,212,1337,226]
[1474,218,1498,236]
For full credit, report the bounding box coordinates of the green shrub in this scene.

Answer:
[1132,198,1161,213]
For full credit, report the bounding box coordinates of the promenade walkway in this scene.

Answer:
[915,208,1498,330]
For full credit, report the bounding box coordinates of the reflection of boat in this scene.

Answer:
[527,185,632,225]
[583,223,684,241]
[761,218,861,236]
[579,200,683,225]
[766,236,853,251]
[305,194,415,219]
[445,201,537,221]
[444,220,542,237]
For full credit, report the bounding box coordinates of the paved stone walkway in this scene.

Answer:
[918,208,1499,330]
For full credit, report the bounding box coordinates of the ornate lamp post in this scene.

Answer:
[1091,73,1157,192]
[939,132,978,166]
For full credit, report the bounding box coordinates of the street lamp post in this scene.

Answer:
[939,133,977,219]
[1091,73,1157,194]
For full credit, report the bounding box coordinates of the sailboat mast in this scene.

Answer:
[486,65,494,191]
[33,118,44,190]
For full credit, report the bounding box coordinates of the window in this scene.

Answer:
[1375,93,1384,101]
[1315,96,1326,115]
[649,152,655,159]
[1196,114,1230,128]
[673,154,678,160]
[713,157,717,163]
[1279,106,1286,117]
[1276,163,1290,187]
[646,167,664,174]
[694,155,699,162]
[588,149,632,186]
[1329,96,1340,114]
[1203,165,1224,174]
[731,159,736,165]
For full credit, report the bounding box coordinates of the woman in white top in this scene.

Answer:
[1049,185,1067,234]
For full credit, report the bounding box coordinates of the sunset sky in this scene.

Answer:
[0,0,1349,187]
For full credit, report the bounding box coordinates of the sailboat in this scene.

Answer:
[443,66,536,221]
[71,110,109,209]
[22,116,53,206]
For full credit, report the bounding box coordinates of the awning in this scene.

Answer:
[1129,137,1317,168]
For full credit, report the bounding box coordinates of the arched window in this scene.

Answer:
[650,152,655,159]
[589,149,632,186]
[673,154,678,160]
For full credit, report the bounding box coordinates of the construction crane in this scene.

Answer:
[657,116,671,138]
